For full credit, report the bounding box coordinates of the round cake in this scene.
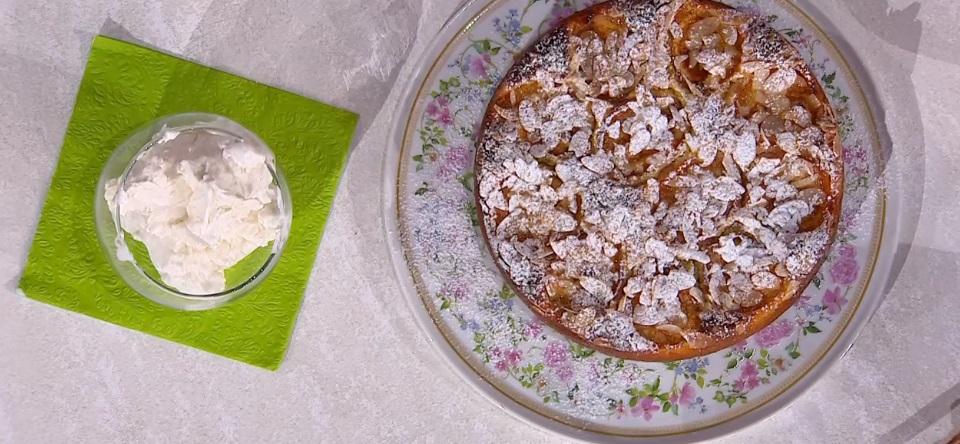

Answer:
[474,0,843,361]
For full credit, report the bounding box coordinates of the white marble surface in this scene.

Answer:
[1,0,959,442]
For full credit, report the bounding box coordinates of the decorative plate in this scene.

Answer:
[384,0,897,441]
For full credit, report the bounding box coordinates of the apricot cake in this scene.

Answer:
[474,0,843,360]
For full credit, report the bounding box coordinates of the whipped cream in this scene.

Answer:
[105,128,282,294]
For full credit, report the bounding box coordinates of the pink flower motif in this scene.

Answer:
[735,376,760,392]
[631,397,658,421]
[436,145,472,179]
[446,145,471,169]
[842,207,861,231]
[523,319,543,338]
[494,347,523,372]
[468,53,492,79]
[754,319,795,349]
[440,280,467,301]
[829,246,858,285]
[842,144,869,176]
[795,33,814,51]
[543,341,570,368]
[589,363,602,383]
[555,366,574,381]
[669,382,697,408]
[734,360,760,392]
[426,96,453,126]
[549,5,575,27]
[612,400,627,419]
[426,96,447,117]
[823,286,848,316]
[732,340,749,352]
[438,112,453,126]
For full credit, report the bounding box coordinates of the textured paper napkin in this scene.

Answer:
[18,35,358,370]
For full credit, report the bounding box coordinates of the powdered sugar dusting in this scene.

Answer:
[508,29,571,86]
[475,0,844,354]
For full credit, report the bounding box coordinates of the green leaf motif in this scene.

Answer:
[569,343,596,359]
[498,283,514,300]
[727,358,738,369]
[465,202,479,227]
[457,172,475,191]
[714,391,725,403]
[414,180,430,195]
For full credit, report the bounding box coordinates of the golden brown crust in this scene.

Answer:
[475,0,842,361]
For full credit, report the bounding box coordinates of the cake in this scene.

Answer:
[474,0,843,360]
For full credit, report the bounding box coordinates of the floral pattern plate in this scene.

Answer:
[384,0,897,441]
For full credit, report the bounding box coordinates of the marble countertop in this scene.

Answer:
[1,0,958,442]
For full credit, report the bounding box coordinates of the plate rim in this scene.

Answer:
[382,0,900,441]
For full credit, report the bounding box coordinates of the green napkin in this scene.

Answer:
[18,35,358,370]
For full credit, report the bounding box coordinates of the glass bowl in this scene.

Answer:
[94,113,292,311]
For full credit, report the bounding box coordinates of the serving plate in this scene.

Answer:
[384,0,897,441]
